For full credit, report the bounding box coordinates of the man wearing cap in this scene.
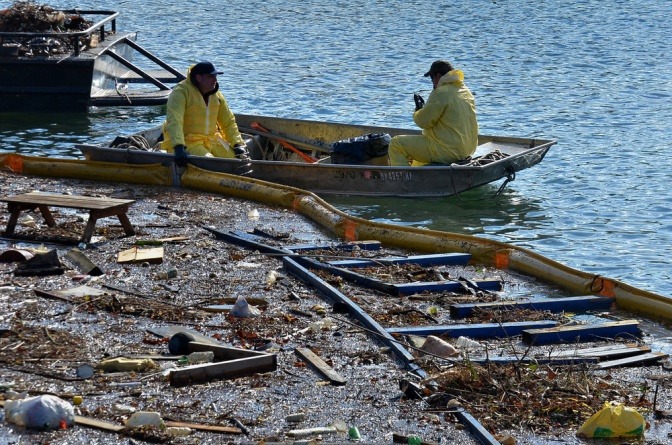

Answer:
[160,61,249,160]
[388,60,478,166]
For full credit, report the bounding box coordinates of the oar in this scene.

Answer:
[243,122,321,163]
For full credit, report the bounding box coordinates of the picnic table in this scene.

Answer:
[1,192,135,243]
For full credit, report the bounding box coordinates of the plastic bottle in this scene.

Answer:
[165,426,192,436]
[125,411,165,430]
[407,436,422,445]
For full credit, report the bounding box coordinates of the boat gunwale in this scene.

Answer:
[75,142,553,172]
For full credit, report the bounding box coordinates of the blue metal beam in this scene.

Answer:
[450,296,614,319]
[282,256,424,378]
[327,253,471,268]
[522,320,641,346]
[386,321,558,338]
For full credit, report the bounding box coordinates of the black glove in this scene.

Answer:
[413,93,425,111]
[173,144,189,167]
[233,144,251,161]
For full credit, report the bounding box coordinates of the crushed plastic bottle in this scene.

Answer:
[454,336,483,350]
[125,411,165,430]
[185,351,214,364]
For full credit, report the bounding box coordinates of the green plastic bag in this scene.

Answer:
[577,401,645,438]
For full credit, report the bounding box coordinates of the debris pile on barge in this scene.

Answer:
[0,3,184,112]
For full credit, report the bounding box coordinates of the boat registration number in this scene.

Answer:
[333,170,412,182]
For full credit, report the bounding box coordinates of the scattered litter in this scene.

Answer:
[0,249,34,262]
[117,246,164,264]
[287,419,347,437]
[14,249,63,276]
[247,209,260,220]
[95,357,158,373]
[124,411,165,431]
[65,247,103,276]
[348,425,361,440]
[454,336,483,350]
[230,295,261,317]
[576,401,645,438]
[166,426,192,436]
[236,261,262,269]
[180,350,214,365]
[4,394,74,430]
[109,382,142,388]
[75,363,95,379]
[286,412,306,422]
[420,336,460,358]
[265,270,279,287]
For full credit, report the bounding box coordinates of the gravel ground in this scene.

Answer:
[1,170,672,445]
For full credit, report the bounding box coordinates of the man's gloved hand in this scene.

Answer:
[173,144,189,167]
[233,144,251,161]
[413,93,425,111]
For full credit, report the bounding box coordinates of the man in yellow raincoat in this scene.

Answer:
[388,60,478,166]
[160,61,248,159]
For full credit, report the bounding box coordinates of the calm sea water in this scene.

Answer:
[1,0,670,296]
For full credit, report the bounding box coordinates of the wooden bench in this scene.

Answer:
[1,192,136,243]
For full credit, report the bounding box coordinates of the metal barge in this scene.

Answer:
[0,9,184,112]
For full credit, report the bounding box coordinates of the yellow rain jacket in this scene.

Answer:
[160,66,244,157]
[388,70,478,166]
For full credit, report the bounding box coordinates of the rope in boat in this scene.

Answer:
[451,150,515,202]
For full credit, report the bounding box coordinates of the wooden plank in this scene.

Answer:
[295,347,347,386]
[164,420,242,434]
[387,321,558,339]
[33,285,107,303]
[327,253,471,268]
[450,296,615,319]
[597,351,668,369]
[117,246,164,264]
[135,236,189,246]
[169,353,277,387]
[467,356,599,366]
[522,320,641,346]
[550,343,651,359]
[394,279,503,295]
[74,415,125,432]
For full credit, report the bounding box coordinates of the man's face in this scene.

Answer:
[431,72,441,89]
[195,73,217,93]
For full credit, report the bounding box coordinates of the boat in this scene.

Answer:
[76,113,557,198]
[0,7,184,112]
